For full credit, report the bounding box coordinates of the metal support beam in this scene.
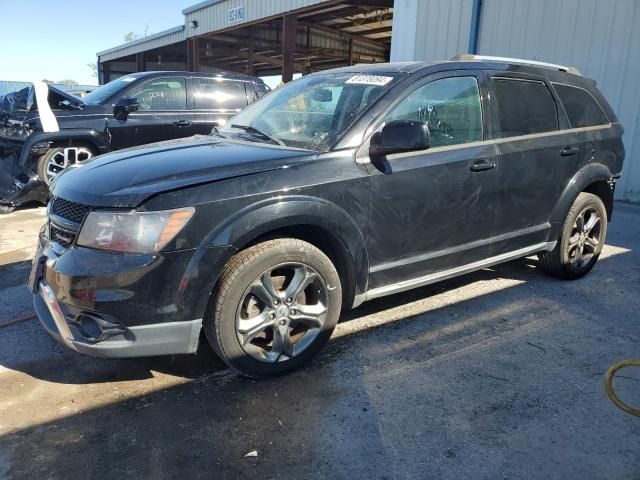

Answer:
[468,0,483,54]
[102,62,110,84]
[136,53,145,72]
[247,27,255,75]
[282,14,297,82]
[187,38,200,71]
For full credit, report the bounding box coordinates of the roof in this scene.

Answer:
[97,25,186,58]
[115,70,266,82]
[317,59,588,82]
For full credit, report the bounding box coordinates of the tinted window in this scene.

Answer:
[386,76,483,148]
[127,77,187,111]
[492,78,558,137]
[553,84,608,128]
[193,78,247,111]
[83,75,140,105]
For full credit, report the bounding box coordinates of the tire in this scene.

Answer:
[538,192,608,279]
[205,238,342,378]
[37,144,96,186]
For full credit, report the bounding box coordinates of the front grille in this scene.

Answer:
[51,196,91,224]
[50,224,75,248]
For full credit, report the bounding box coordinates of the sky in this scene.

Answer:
[0,0,189,85]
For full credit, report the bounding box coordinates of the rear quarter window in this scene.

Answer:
[491,78,558,138]
[553,83,609,128]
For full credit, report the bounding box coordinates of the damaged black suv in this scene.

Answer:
[30,56,624,377]
[0,71,268,212]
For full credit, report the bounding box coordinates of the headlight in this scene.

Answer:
[77,207,195,253]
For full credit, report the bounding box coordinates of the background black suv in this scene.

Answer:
[0,71,269,211]
[31,57,624,377]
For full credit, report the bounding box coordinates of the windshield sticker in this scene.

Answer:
[346,75,393,86]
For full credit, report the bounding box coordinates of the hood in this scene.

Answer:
[0,83,83,132]
[52,136,317,207]
[45,85,85,111]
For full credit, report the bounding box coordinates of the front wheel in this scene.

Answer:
[37,145,95,186]
[538,192,608,279]
[205,238,342,378]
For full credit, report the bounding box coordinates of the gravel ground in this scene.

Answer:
[0,203,638,480]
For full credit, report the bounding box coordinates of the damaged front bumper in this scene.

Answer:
[0,135,49,208]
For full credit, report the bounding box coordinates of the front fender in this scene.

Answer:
[180,195,370,318]
[548,162,614,239]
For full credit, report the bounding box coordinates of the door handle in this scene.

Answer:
[560,146,580,156]
[173,120,192,127]
[469,159,496,172]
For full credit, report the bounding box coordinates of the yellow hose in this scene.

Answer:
[604,359,640,416]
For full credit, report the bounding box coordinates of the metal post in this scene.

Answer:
[468,0,483,54]
[136,53,145,72]
[187,38,200,71]
[102,62,111,84]
[248,26,255,76]
[282,15,297,83]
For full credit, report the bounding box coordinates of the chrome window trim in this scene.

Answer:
[357,123,613,163]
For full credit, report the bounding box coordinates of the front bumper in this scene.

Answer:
[30,227,234,358]
[34,280,201,357]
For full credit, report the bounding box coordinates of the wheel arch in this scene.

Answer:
[20,129,110,169]
[548,163,615,239]
[183,196,370,321]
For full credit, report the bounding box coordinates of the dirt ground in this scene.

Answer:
[0,203,638,480]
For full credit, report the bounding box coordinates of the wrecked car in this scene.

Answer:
[31,57,624,377]
[0,71,269,213]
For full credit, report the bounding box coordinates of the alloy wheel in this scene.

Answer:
[45,147,94,183]
[567,206,602,268]
[235,262,329,363]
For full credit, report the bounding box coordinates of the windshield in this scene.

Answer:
[82,76,140,105]
[218,72,401,150]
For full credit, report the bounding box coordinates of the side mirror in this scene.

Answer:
[369,120,430,167]
[311,88,333,103]
[113,97,139,120]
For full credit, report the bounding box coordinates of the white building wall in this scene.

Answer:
[391,0,640,201]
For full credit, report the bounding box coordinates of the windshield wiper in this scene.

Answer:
[231,124,286,147]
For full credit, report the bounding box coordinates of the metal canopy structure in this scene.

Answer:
[97,0,394,83]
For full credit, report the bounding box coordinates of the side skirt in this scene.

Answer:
[352,241,556,307]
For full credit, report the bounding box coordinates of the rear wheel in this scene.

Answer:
[538,192,607,279]
[37,144,95,186]
[205,238,342,378]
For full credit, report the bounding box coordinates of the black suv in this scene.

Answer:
[30,56,624,377]
[0,71,268,212]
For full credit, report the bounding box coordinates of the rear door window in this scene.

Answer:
[491,78,558,138]
[553,84,609,128]
[193,78,248,111]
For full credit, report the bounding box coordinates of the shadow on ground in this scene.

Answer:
[1,203,639,479]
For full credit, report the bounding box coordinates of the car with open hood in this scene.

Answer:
[30,56,624,377]
[0,71,269,213]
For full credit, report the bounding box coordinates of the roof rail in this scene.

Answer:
[451,54,582,76]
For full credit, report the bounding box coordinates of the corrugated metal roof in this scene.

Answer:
[183,0,328,38]
[97,26,186,62]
